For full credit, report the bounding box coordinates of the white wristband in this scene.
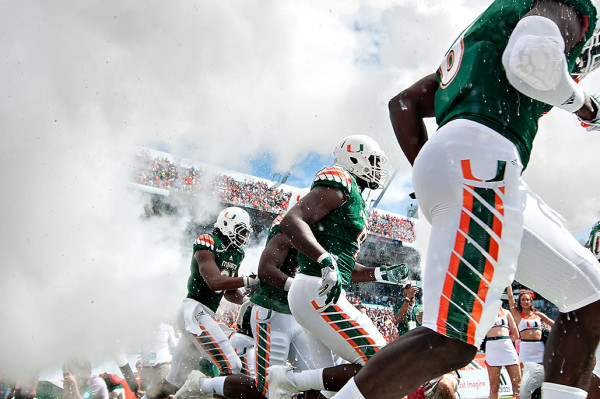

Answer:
[284,277,294,291]
[316,252,330,264]
[373,267,383,282]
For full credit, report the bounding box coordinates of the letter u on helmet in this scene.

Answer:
[214,206,253,248]
[333,134,389,189]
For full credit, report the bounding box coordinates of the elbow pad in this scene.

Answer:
[502,15,584,112]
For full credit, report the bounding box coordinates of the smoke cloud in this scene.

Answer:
[1,0,598,376]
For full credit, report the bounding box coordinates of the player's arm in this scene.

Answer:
[502,0,597,120]
[223,289,246,305]
[195,250,247,291]
[351,262,376,282]
[505,308,520,342]
[389,73,438,166]
[280,185,346,261]
[351,262,409,285]
[257,231,294,291]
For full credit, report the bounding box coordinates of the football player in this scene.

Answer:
[145,206,259,399]
[332,1,600,399]
[266,135,409,397]
[174,199,316,399]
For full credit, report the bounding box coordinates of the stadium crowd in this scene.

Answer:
[368,209,415,243]
[132,150,416,242]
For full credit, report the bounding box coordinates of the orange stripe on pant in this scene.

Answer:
[194,322,232,375]
[311,300,377,364]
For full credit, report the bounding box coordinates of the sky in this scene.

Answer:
[2,0,600,377]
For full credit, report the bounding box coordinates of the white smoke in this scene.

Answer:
[2,0,598,377]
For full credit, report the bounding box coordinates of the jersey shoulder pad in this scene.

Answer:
[313,165,353,193]
[194,234,216,251]
[270,215,283,230]
[267,215,283,240]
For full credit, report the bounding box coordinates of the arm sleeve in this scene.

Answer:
[502,15,585,112]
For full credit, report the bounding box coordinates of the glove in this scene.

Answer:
[317,253,342,305]
[375,263,409,285]
[243,274,260,288]
[578,93,600,131]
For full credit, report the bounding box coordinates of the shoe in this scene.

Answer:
[173,370,211,399]
[266,365,299,399]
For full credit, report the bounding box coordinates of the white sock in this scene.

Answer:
[542,382,587,399]
[331,378,365,399]
[200,376,226,396]
[293,369,326,391]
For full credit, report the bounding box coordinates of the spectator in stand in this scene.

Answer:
[139,322,178,392]
[394,283,422,337]
[483,300,521,399]
[368,210,416,243]
[63,357,109,399]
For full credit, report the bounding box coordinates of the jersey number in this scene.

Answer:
[439,38,464,88]
[214,269,234,295]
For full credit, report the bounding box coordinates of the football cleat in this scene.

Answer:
[266,365,299,399]
[173,370,211,399]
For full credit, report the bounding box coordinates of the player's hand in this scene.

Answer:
[318,253,342,304]
[375,263,409,285]
[242,273,260,288]
[577,93,600,131]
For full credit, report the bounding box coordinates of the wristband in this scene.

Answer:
[284,277,294,291]
[317,252,330,264]
[373,267,383,281]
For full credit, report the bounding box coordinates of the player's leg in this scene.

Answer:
[251,306,293,396]
[229,332,256,378]
[519,362,544,399]
[186,303,242,376]
[270,277,385,396]
[150,332,202,399]
[289,275,386,366]
[587,344,600,399]
[514,190,600,396]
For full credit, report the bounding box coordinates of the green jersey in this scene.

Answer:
[186,233,245,314]
[393,301,423,337]
[435,0,597,169]
[251,215,298,314]
[585,220,600,261]
[297,165,369,289]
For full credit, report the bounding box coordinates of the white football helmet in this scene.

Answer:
[333,135,389,189]
[214,207,252,248]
